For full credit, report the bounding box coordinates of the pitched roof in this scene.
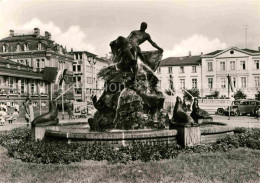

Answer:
[204,50,223,56]
[159,55,201,66]
[241,48,260,53]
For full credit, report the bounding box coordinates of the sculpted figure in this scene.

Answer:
[172,96,194,124]
[190,98,213,123]
[31,100,59,127]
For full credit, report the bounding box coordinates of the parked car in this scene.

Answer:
[223,99,243,116]
[217,99,243,116]
[236,100,260,116]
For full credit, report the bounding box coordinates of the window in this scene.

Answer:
[41,59,45,68]
[192,79,197,89]
[233,77,236,88]
[36,59,40,68]
[38,42,42,50]
[221,78,226,88]
[180,79,185,89]
[169,75,174,90]
[255,60,259,69]
[157,67,161,74]
[2,45,7,52]
[75,54,78,60]
[16,44,21,52]
[220,62,225,71]
[168,67,172,74]
[39,81,46,94]
[240,61,246,70]
[24,43,28,51]
[25,60,29,66]
[208,62,213,71]
[87,77,93,84]
[77,76,81,82]
[230,61,235,70]
[180,66,184,73]
[21,79,27,93]
[30,81,36,94]
[192,66,197,73]
[208,78,213,89]
[241,77,246,88]
[73,65,76,72]
[77,65,81,72]
[73,76,76,82]
[255,76,260,87]
[79,53,82,60]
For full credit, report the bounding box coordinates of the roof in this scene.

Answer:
[71,51,97,57]
[159,55,201,67]
[204,50,223,56]
[241,48,260,53]
[203,47,260,57]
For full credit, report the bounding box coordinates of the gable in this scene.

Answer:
[216,49,250,58]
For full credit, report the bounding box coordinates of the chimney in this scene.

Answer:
[34,28,40,37]
[189,51,191,57]
[45,31,51,40]
[9,30,14,37]
[201,52,203,56]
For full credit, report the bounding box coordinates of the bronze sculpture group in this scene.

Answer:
[31,22,212,130]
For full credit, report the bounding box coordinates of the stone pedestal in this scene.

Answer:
[31,126,60,141]
[174,125,201,147]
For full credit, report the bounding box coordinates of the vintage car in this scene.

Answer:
[236,100,260,116]
[223,99,243,116]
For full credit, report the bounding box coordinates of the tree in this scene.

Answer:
[183,88,200,102]
[234,89,247,99]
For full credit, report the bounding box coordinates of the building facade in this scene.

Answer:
[0,56,49,115]
[156,54,202,108]
[71,51,109,103]
[0,28,74,115]
[201,47,260,98]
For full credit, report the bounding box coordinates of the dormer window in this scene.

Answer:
[24,43,29,51]
[2,45,7,52]
[38,42,42,50]
[16,44,21,52]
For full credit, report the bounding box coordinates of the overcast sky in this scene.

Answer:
[0,0,259,58]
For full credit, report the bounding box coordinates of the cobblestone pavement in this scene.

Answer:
[0,113,259,131]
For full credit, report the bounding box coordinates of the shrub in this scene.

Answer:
[0,127,260,164]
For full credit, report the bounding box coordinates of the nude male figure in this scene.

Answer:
[127,22,164,61]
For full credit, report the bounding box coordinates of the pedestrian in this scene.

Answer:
[67,101,73,119]
[23,98,34,126]
[256,106,260,121]
[0,108,7,125]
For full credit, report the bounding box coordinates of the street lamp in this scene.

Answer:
[87,56,96,103]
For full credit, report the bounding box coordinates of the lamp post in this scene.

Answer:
[88,56,96,100]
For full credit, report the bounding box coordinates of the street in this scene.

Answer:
[0,112,259,132]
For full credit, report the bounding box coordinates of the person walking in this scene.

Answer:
[67,101,73,119]
[24,98,34,126]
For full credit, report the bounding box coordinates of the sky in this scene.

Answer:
[0,0,259,58]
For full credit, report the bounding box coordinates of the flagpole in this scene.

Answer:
[228,74,231,120]
[62,81,64,119]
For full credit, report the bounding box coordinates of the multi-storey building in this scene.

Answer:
[0,56,48,115]
[0,28,74,115]
[201,47,260,98]
[156,53,202,108]
[71,51,109,103]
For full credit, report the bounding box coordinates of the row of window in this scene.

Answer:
[0,77,47,94]
[207,60,259,72]
[2,43,43,53]
[168,78,198,89]
[207,76,260,89]
[157,66,197,74]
